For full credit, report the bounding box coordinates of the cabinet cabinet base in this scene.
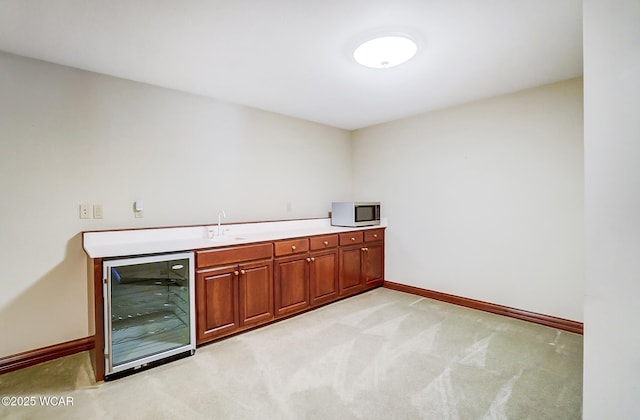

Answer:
[196,284,383,346]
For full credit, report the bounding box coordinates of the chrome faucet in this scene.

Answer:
[217,209,226,236]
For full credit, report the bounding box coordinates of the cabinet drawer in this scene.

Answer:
[274,238,309,256]
[196,243,273,268]
[310,234,338,250]
[339,231,363,245]
[364,229,384,243]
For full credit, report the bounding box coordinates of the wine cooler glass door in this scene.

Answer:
[103,252,195,376]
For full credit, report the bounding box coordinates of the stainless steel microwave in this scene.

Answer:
[331,202,381,227]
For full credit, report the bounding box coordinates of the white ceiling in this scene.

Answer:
[0,0,582,130]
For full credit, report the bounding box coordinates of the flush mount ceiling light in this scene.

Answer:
[353,35,417,69]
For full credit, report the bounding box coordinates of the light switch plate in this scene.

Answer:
[93,204,104,219]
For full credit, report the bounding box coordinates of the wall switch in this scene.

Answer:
[79,204,92,219]
[135,200,143,212]
[134,200,144,218]
[93,204,104,219]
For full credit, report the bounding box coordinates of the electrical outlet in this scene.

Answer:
[135,209,144,218]
[79,204,91,219]
[93,204,104,219]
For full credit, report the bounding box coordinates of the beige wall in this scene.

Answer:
[583,0,640,418]
[352,78,584,322]
[0,51,352,357]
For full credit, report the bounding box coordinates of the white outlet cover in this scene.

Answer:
[79,204,91,219]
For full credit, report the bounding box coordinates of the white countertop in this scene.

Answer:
[83,218,388,258]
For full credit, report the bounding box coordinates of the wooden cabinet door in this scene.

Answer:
[238,259,274,327]
[196,265,239,344]
[340,246,364,295]
[362,242,384,285]
[274,255,310,317]
[310,249,339,306]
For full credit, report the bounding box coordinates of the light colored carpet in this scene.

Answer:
[0,288,583,419]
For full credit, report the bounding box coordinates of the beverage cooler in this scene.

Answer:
[102,252,195,379]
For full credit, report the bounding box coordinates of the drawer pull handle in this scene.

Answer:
[324,241,329,246]
[291,245,296,251]
[311,257,315,262]
[240,269,246,275]
[361,247,368,252]
[234,270,239,276]
[373,234,378,238]
[307,257,312,262]
[351,237,355,241]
